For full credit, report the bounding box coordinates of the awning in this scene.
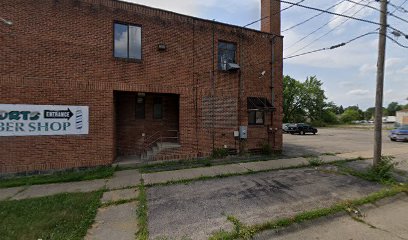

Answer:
[247,97,274,112]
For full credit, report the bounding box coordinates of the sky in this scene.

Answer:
[124,0,408,110]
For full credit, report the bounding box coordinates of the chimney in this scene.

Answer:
[261,0,281,34]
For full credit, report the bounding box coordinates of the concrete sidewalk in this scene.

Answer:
[255,194,408,240]
[0,169,141,201]
[1,147,407,200]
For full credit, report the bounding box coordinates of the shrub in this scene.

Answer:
[211,148,229,159]
[261,143,273,155]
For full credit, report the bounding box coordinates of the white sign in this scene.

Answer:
[0,104,89,136]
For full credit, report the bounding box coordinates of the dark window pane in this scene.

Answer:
[218,41,236,70]
[129,26,142,60]
[135,97,145,119]
[153,97,163,119]
[256,111,264,124]
[114,23,128,58]
[248,111,256,125]
[248,111,264,125]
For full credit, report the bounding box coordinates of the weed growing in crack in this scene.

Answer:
[308,157,324,167]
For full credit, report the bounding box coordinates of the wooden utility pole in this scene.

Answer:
[373,0,388,167]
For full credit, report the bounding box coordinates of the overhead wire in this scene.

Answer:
[388,0,408,13]
[243,0,306,28]
[284,0,370,51]
[283,31,379,59]
[282,0,348,33]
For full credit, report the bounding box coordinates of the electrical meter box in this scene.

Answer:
[239,126,248,139]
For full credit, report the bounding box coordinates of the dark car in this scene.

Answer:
[287,123,318,135]
[282,123,290,133]
[389,125,408,142]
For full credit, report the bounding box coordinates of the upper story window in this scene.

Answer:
[114,23,142,60]
[218,41,237,71]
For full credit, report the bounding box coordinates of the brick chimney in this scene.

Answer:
[261,0,281,34]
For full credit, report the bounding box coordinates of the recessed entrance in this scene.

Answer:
[114,91,180,164]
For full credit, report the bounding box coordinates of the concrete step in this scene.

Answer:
[142,142,181,161]
[113,156,143,168]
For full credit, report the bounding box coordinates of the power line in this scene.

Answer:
[277,0,384,26]
[283,31,379,60]
[243,0,306,28]
[345,0,383,12]
[284,33,408,61]
[287,1,372,54]
[388,0,408,14]
[282,0,348,32]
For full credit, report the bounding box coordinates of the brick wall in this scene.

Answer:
[0,0,283,174]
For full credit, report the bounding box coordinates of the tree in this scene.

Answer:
[302,76,327,122]
[283,75,307,123]
[386,102,402,116]
[340,109,361,123]
[344,106,364,120]
[365,107,375,120]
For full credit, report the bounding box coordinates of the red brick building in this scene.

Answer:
[0,0,283,174]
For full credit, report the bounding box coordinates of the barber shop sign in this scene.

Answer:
[0,104,89,136]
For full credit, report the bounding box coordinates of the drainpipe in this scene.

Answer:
[211,20,216,152]
[238,29,244,154]
[270,36,277,148]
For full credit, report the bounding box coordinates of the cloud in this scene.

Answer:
[347,89,370,96]
[359,63,376,75]
[399,66,408,74]
[328,1,375,31]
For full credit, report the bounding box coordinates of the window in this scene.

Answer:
[248,111,264,125]
[153,97,163,119]
[135,97,145,119]
[218,41,236,70]
[114,23,142,60]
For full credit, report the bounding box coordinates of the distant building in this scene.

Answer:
[382,116,396,123]
[396,110,408,125]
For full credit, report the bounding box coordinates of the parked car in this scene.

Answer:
[389,125,408,142]
[287,123,318,135]
[282,123,290,133]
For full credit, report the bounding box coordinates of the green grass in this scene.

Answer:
[0,191,102,240]
[0,166,115,189]
[138,155,285,174]
[136,182,149,240]
[335,156,397,185]
[307,157,324,166]
[210,184,408,240]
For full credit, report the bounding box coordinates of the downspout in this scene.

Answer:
[238,29,244,154]
[211,20,216,152]
[193,19,199,157]
[271,36,277,148]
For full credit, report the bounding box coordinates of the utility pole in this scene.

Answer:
[373,0,388,167]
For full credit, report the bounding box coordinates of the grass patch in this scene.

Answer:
[0,166,115,189]
[138,155,284,174]
[146,158,364,188]
[210,184,408,239]
[136,182,149,240]
[307,157,324,167]
[336,156,397,185]
[0,191,102,240]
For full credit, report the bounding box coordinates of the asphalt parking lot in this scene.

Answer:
[148,169,382,239]
[146,127,406,239]
[283,128,406,157]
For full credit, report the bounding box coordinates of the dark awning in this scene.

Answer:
[247,97,274,112]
